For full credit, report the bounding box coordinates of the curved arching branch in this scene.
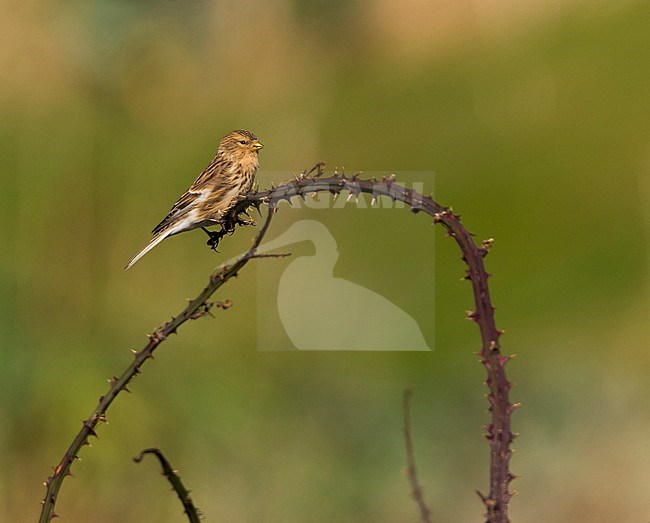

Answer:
[229,169,517,522]
[40,168,516,523]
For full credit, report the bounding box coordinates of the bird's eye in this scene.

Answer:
[239,140,247,145]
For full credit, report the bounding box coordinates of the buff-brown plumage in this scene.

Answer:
[125,130,263,269]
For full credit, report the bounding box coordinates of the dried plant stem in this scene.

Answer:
[403,388,433,523]
[133,448,201,523]
[39,208,278,522]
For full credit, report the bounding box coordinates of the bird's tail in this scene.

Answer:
[124,230,171,270]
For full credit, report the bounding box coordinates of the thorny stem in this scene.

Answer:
[40,167,516,522]
[133,448,201,523]
[235,168,517,522]
[403,388,433,523]
[39,208,278,522]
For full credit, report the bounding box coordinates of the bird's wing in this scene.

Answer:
[151,188,202,235]
[150,158,225,235]
[189,157,221,189]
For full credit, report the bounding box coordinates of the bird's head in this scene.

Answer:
[219,129,264,163]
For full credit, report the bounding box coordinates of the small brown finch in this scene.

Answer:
[125,129,263,269]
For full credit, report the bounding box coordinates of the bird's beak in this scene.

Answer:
[252,141,264,151]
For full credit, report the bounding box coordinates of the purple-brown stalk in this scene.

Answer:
[133,448,202,523]
[238,168,517,522]
[403,388,433,523]
[40,167,515,522]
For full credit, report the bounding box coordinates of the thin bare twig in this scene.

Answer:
[403,389,433,523]
[39,207,278,522]
[133,448,202,523]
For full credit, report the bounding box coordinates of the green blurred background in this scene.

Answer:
[1,1,649,521]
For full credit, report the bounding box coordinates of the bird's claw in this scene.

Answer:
[202,212,255,252]
[204,228,226,251]
[207,236,220,251]
[234,216,256,227]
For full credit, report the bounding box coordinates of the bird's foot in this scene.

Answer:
[234,216,256,227]
[202,227,227,251]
